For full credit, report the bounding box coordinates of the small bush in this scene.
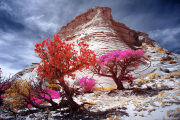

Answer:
[147,55,151,58]
[148,73,160,80]
[169,60,176,64]
[87,101,95,105]
[3,80,33,110]
[141,45,146,48]
[94,86,116,91]
[148,44,153,47]
[67,34,75,39]
[136,78,145,87]
[160,55,172,62]
[135,77,154,87]
[163,71,180,79]
[94,22,98,25]
[160,57,167,61]
[48,84,60,91]
[173,71,180,78]
[155,48,159,52]
[94,87,108,91]
[3,80,60,110]
[155,47,165,53]
[159,47,165,53]
[78,76,96,92]
[137,48,142,51]
[177,107,180,112]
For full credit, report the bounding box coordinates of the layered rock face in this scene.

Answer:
[57,6,160,56]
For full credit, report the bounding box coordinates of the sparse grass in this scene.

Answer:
[163,71,180,79]
[166,109,180,118]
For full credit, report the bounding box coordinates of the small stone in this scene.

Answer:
[164,69,170,73]
[29,114,35,118]
[139,114,144,117]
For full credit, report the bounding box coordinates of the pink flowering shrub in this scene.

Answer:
[94,49,148,90]
[0,81,13,104]
[0,95,4,99]
[78,76,96,92]
[28,88,60,108]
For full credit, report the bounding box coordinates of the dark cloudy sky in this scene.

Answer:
[0,0,180,77]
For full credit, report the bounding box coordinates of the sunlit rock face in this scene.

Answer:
[57,6,160,56]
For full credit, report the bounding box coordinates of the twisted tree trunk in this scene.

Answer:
[59,81,80,111]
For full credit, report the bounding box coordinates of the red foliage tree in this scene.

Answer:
[34,34,96,110]
[93,50,148,90]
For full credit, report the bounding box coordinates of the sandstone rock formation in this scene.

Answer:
[57,6,160,56]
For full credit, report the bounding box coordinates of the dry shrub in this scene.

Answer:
[67,34,75,39]
[114,34,118,37]
[148,73,160,80]
[148,44,153,47]
[48,84,60,91]
[147,55,151,58]
[155,47,165,53]
[3,80,32,111]
[94,22,98,25]
[94,86,116,91]
[169,78,174,81]
[135,77,149,87]
[161,57,167,62]
[169,60,176,64]
[87,101,95,105]
[166,109,179,118]
[160,55,172,62]
[155,48,159,52]
[163,71,180,79]
[173,71,180,78]
[176,107,180,112]
[141,45,146,48]
[159,47,165,53]
[160,91,165,97]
